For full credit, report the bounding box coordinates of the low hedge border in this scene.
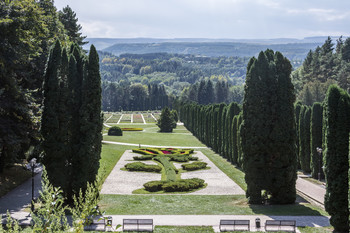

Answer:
[143,178,205,192]
[133,155,154,160]
[182,162,208,171]
[124,162,161,173]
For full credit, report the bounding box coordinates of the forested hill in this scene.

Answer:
[99,52,250,95]
[102,42,322,61]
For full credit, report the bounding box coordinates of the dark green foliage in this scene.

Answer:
[41,42,102,202]
[236,113,243,168]
[143,181,167,192]
[162,178,205,192]
[143,178,205,192]
[58,5,87,46]
[171,109,179,122]
[108,126,123,136]
[241,50,296,204]
[299,107,311,173]
[231,116,239,165]
[124,162,162,173]
[133,155,154,160]
[181,162,207,171]
[294,101,303,169]
[310,102,323,179]
[157,107,176,132]
[323,85,350,232]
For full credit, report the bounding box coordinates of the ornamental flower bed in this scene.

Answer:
[120,114,132,123]
[133,114,144,123]
[121,128,143,131]
[132,148,194,156]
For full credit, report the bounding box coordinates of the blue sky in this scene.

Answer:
[54,0,350,39]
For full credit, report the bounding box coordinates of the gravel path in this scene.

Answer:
[100,150,245,195]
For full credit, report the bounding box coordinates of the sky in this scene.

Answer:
[54,0,350,39]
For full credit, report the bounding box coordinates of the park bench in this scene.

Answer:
[123,219,153,232]
[219,219,250,232]
[265,220,296,232]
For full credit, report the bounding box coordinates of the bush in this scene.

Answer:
[143,181,167,192]
[163,178,205,192]
[168,155,189,162]
[188,156,199,161]
[182,162,207,171]
[133,155,154,160]
[124,162,161,173]
[108,126,122,136]
[144,178,205,192]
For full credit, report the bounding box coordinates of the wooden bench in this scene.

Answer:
[219,219,250,232]
[265,220,296,232]
[123,219,153,232]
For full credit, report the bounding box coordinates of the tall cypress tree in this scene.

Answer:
[302,107,311,173]
[294,101,303,169]
[323,85,349,232]
[231,115,238,164]
[241,50,296,204]
[41,40,64,188]
[236,113,243,168]
[310,102,323,179]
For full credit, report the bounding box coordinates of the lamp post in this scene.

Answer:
[316,147,322,181]
[30,158,37,212]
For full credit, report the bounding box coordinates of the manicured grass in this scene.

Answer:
[98,143,138,183]
[103,124,203,147]
[99,194,328,216]
[105,114,122,123]
[152,226,215,233]
[0,163,32,198]
[298,226,333,233]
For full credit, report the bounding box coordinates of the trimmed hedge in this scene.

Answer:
[143,178,205,192]
[182,162,207,171]
[108,126,122,136]
[124,162,161,173]
[133,155,154,160]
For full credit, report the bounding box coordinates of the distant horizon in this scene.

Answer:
[54,0,349,39]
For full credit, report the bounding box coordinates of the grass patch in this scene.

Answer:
[0,163,32,198]
[152,225,215,233]
[99,194,328,216]
[103,124,204,147]
[298,226,333,233]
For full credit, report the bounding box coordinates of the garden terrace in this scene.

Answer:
[133,114,145,123]
[120,114,132,123]
[105,114,122,123]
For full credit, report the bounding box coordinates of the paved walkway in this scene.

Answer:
[296,176,326,205]
[0,167,42,225]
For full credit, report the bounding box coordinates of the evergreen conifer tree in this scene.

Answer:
[323,85,349,232]
[310,102,323,179]
[241,50,296,204]
[157,107,176,132]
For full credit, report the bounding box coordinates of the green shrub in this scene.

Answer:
[108,126,122,136]
[132,149,156,155]
[188,156,199,161]
[133,155,154,160]
[163,178,205,192]
[144,178,205,192]
[182,162,207,171]
[143,181,167,192]
[124,162,161,173]
[168,155,189,162]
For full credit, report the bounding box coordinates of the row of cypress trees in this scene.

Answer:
[295,102,324,178]
[178,102,242,167]
[322,85,349,232]
[41,40,102,203]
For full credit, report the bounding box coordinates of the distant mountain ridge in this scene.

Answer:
[84,36,344,60]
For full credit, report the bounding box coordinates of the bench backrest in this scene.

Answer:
[266,220,296,226]
[220,220,250,225]
[123,219,153,225]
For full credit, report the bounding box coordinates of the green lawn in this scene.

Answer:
[98,122,328,217]
[103,124,204,147]
[99,194,327,216]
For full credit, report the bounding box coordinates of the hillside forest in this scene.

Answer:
[100,36,350,111]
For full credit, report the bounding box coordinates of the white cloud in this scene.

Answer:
[54,0,350,38]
